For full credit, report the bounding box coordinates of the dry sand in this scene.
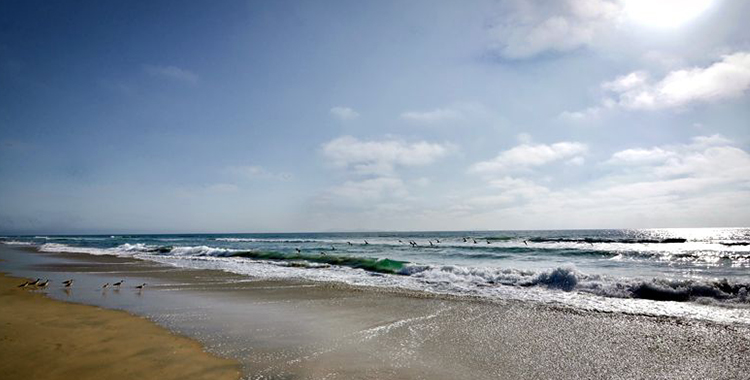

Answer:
[0,273,240,380]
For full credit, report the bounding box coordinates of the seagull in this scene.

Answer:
[135,283,146,290]
[113,280,124,287]
[102,283,110,289]
[63,279,74,288]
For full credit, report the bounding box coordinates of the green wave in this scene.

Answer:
[230,251,409,274]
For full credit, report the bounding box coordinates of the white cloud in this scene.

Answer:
[225,165,291,181]
[330,106,360,121]
[400,108,462,124]
[322,136,453,176]
[143,65,199,84]
[470,141,588,174]
[454,135,750,227]
[487,0,620,59]
[606,147,675,165]
[566,52,750,118]
[328,177,408,202]
[400,103,489,125]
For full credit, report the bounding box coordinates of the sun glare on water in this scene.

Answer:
[622,0,715,28]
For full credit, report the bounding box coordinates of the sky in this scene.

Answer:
[1,0,749,234]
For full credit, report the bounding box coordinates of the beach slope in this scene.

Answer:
[0,273,240,380]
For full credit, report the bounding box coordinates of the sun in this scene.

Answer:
[622,0,715,29]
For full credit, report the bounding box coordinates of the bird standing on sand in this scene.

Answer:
[28,279,40,286]
[63,279,74,288]
[37,280,49,288]
[17,281,29,288]
[135,283,146,290]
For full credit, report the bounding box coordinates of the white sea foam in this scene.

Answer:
[1,240,35,246]
[33,241,750,325]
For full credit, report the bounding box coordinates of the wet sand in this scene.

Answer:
[2,245,750,379]
[0,272,240,380]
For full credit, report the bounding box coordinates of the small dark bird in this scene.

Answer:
[113,280,124,287]
[364,240,369,245]
[429,241,434,247]
[63,279,74,288]
[320,251,327,256]
[462,237,467,243]
[17,281,29,288]
[331,245,335,251]
[523,240,528,246]
[435,239,440,243]
[102,283,110,289]
[28,279,40,286]
[37,280,49,288]
[135,283,146,289]
[295,248,301,253]
[472,239,477,244]
[487,240,491,244]
[398,239,403,243]
[347,241,352,245]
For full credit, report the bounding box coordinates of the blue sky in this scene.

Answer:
[1,0,749,234]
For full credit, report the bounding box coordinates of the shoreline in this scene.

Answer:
[3,244,750,379]
[0,271,240,380]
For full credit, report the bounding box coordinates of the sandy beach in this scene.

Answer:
[2,244,750,379]
[0,270,240,380]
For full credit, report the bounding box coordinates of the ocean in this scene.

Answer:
[3,228,749,324]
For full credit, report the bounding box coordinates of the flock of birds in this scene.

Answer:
[296,238,530,255]
[17,278,146,291]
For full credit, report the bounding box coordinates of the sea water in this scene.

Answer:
[3,228,749,324]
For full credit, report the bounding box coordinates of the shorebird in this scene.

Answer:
[28,278,40,286]
[435,239,440,243]
[320,251,327,256]
[331,245,335,251]
[17,281,29,288]
[113,280,124,287]
[347,241,352,246]
[487,240,491,244]
[63,279,74,288]
[295,248,301,253]
[429,241,434,247]
[135,283,146,290]
[462,237,467,243]
[37,280,49,288]
[472,239,477,244]
[523,240,528,246]
[102,283,110,289]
